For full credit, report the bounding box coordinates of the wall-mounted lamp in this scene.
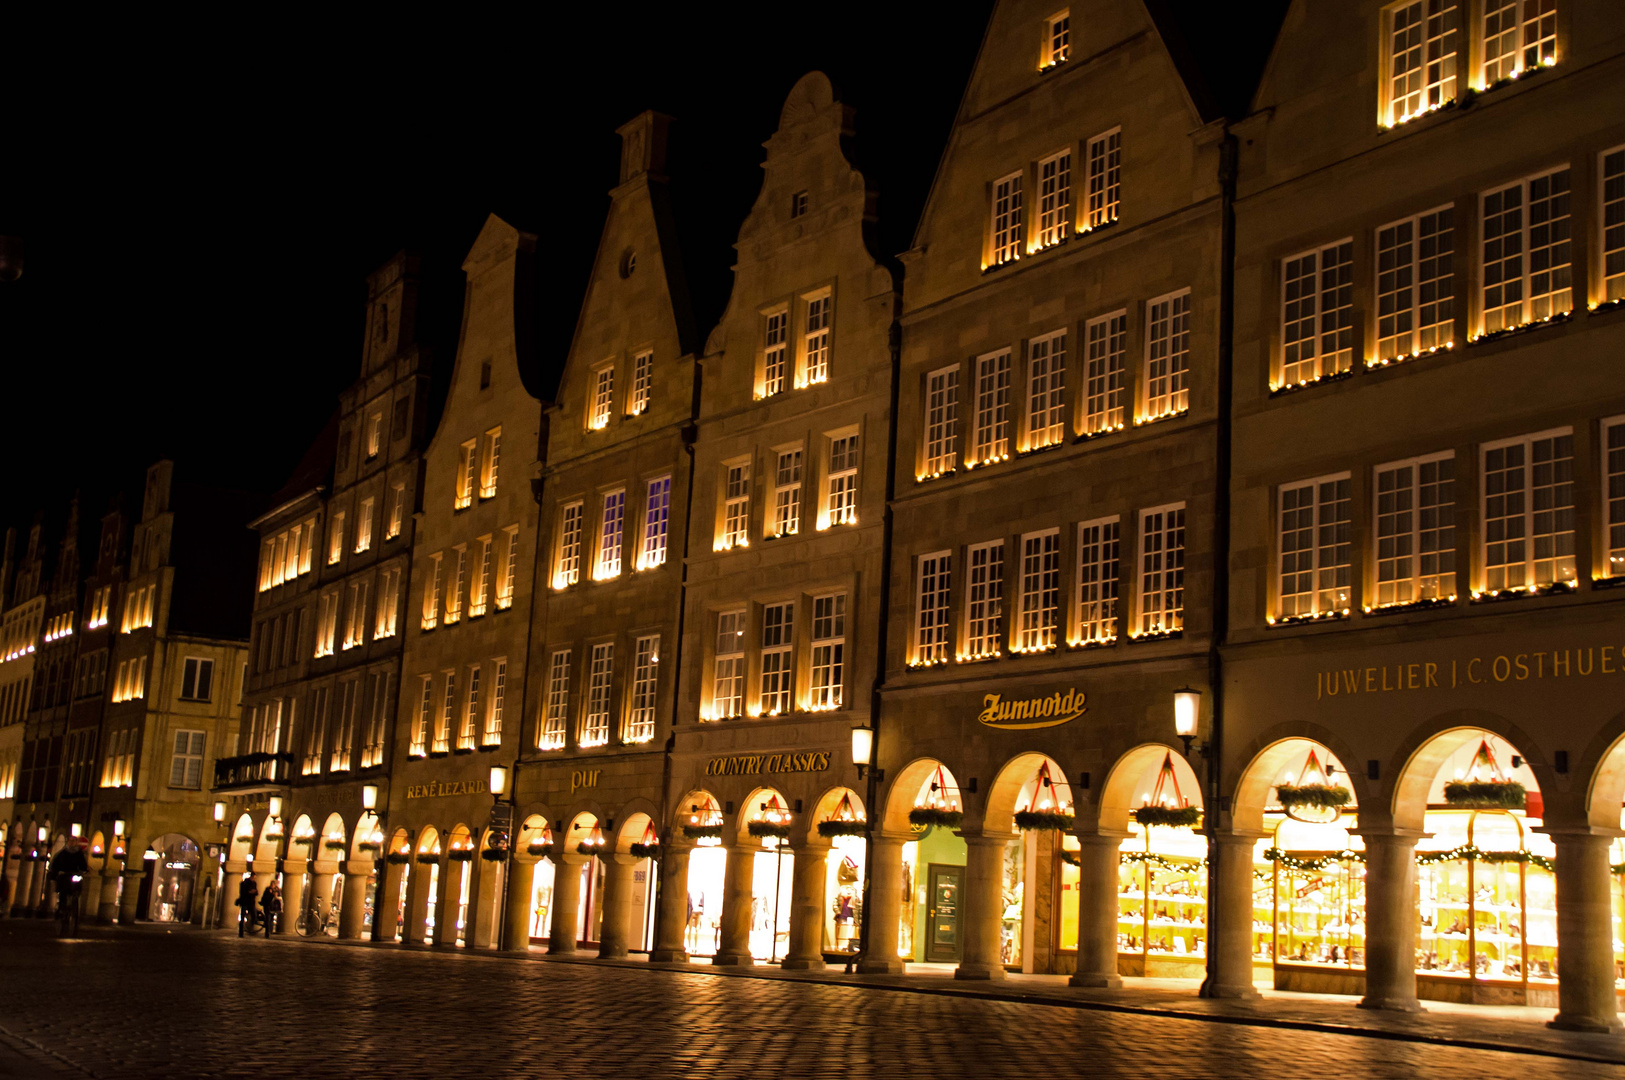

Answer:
[851,724,882,781]
[1173,687,1203,758]
[267,796,283,819]
[213,801,226,824]
[362,783,379,811]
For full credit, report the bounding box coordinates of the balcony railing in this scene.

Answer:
[213,751,294,791]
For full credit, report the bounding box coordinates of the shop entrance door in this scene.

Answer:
[926,864,963,963]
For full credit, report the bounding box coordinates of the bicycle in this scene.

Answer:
[295,902,338,937]
[55,876,83,938]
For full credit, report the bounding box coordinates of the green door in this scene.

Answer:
[926,863,963,963]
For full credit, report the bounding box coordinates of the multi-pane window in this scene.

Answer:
[809,594,846,710]
[1143,291,1190,419]
[923,366,960,476]
[991,173,1024,266]
[366,410,383,459]
[168,730,205,789]
[540,650,570,750]
[1017,530,1061,651]
[480,427,501,499]
[411,675,432,757]
[456,440,477,509]
[1604,417,1625,580]
[484,660,505,746]
[179,657,214,701]
[915,553,952,665]
[773,451,802,537]
[1084,312,1126,434]
[1044,9,1070,67]
[555,502,584,588]
[640,477,671,569]
[1386,0,1459,126]
[1603,147,1625,305]
[460,664,481,750]
[342,579,369,650]
[972,350,1011,464]
[965,541,1005,659]
[1482,167,1571,334]
[1278,475,1353,618]
[712,611,746,719]
[1138,504,1185,635]
[1375,453,1457,607]
[1376,206,1456,363]
[625,636,658,743]
[1026,331,1066,450]
[304,687,329,775]
[1036,150,1071,248]
[1086,129,1121,229]
[331,680,357,772]
[760,603,795,716]
[721,463,751,549]
[436,670,455,754]
[802,294,831,386]
[446,545,466,624]
[355,496,374,553]
[328,510,346,564]
[496,526,519,609]
[596,490,625,580]
[763,311,789,397]
[1280,241,1354,387]
[421,553,442,630]
[387,482,406,539]
[1483,429,1575,592]
[825,435,859,527]
[1482,0,1556,84]
[590,365,615,430]
[1075,517,1120,645]
[316,590,338,657]
[582,643,613,747]
[362,671,390,767]
[629,351,653,416]
[470,536,492,617]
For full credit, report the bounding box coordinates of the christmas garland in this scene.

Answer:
[1274,784,1351,811]
[908,807,963,829]
[1120,851,1206,871]
[747,821,792,840]
[323,839,349,852]
[1262,847,1365,872]
[575,843,601,857]
[629,842,659,859]
[1443,780,1526,809]
[480,848,509,863]
[525,841,550,857]
[1014,810,1075,832]
[1414,844,1553,872]
[1133,805,1201,828]
[384,851,412,865]
[357,841,383,855]
[682,823,723,840]
[414,852,439,865]
[447,848,475,863]
[817,820,866,838]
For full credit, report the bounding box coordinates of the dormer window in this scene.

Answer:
[1043,10,1070,69]
[791,190,809,218]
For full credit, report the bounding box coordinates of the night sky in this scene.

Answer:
[2,3,1280,552]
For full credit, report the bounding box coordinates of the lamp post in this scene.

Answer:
[489,765,515,950]
[851,723,883,974]
[1172,687,1221,998]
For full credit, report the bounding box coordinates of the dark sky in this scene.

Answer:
[2,3,1282,552]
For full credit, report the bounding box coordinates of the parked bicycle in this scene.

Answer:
[295,900,339,937]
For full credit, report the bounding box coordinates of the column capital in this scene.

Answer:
[959,832,1014,849]
[872,830,914,846]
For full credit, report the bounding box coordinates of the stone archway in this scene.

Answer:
[650,791,724,963]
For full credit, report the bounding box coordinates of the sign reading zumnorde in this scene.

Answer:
[704,751,832,777]
[405,779,488,799]
[978,689,1087,730]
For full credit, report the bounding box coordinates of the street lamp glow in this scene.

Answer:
[489,765,508,797]
[362,783,379,811]
[70,823,82,838]
[267,796,283,818]
[213,801,226,823]
[114,818,126,838]
[851,724,874,767]
[37,826,47,843]
[1173,688,1201,739]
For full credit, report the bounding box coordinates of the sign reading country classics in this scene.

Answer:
[704,751,832,777]
[405,779,488,799]
[978,688,1087,730]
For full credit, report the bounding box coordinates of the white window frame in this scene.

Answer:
[1276,473,1353,619]
[168,729,205,789]
[179,656,214,701]
[1279,240,1354,388]
[1481,426,1576,594]
[589,364,615,430]
[762,309,789,398]
[387,482,406,539]
[496,525,519,607]
[1374,205,1456,364]
[629,350,653,416]
[1137,503,1185,636]
[362,671,390,767]
[435,670,455,754]
[445,544,466,624]
[1026,330,1066,451]
[1083,311,1126,435]
[914,551,952,666]
[421,553,442,630]
[1373,452,1458,608]
[480,426,501,499]
[800,292,832,387]
[331,680,357,772]
[1383,0,1459,127]
[964,540,1005,660]
[460,663,481,750]
[316,589,338,657]
[625,636,658,743]
[809,593,846,710]
[355,496,374,553]
[720,461,751,550]
[470,536,492,617]
[639,476,671,570]
[1601,146,1625,307]
[328,510,346,565]
[484,659,505,746]
[711,611,746,720]
[759,602,795,717]
[922,365,960,478]
[1036,149,1071,249]
[1074,516,1120,645]
[990,171,1024,267]
[1016,529,1060,653]
[540,650,570,750]
[1480,166,1573,336]
[772,450,802,538]
[822,431,859,529]
[971,349,1010,466]
[411,675,432,757]
[456,439,477,509]
[1481,0,1556,85]
[1141,290,1190,422]
[1043,9,1070,68]
[1085,128,1121,230]
[555,502,584,588]
[582,643,613,747]
[595,490,625,581]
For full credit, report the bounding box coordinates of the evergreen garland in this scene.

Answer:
[682,823,724,840]
[480,848,509,862]
[629,842,659,859]
[747,821,791,839]
[1133,804,1201,828]
[447,848,475,863]
[1013,810,1075,832]
[384,852,412,866]
[817,820,866,838]
[414,852,439,865]
[1442,780,1526,809]
[908,807,963,829]
[1274,783,1352,811]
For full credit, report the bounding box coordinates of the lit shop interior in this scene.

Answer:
[1116,750,1208,979]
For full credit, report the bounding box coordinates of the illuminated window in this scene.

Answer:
[1278,474,1353,618]
[179,657,214,701]
[361,671,389,768]
[315,590,338,657]
[712,612,746,720]
[303,687,328,775]
[283,525,300,582]
[771,452,802,537]
[470,535,491,617]
[1044,10,1070,67]
[387,482,406,539]
[1016,530,1060,652]
[1603,417,1625,579]
[1483,428,1575,592]
[802,294,831,386]
[375,567,400,639]
[328,510,346,565]
[990,172,1023,266]
[365,410,383,460]
[641,476,671,568]
[436,670,455,754]
[460,664,481,750]
[721,462,750,549]
[1482,0,1555,84]
[1602,147,1625,304]
[809,594,845,710]
[1280,241,1354,387]
[496,525,519,608]
[972,349,1010,465]
[595,490,625,580]
[1385,0,1458,126]
[1036,150,1071,248]
[456,440,477,509]
[1375,453,1457,606]
[342,578,369,650]
[540,650,570,750]
[298,517,315,573]
[581,643,613,747]
[1482,168,1572,335]
[923,366,960,476]
[411,675,432,757]
[760,603,794,716]
[915,552,952,665]
[355,497,374,553]
[1026,330,1066,450]
[1085,129,1120,229]
[1142,290,1190,421]
[590,365,614,430]
[480,427,501,499]
[555,502,583,587]
[1083,312,1126,435]
[965,540,1005,659]
[1138,503,1185,635]
[626,636,658,743]
[763,311,789,397]
[1075,517,1120,645]
[484,660,505,746]
[331,680,357,772]
[629,351,653,415]
[421,553,442,631]
[446,545,466,625]
[1375,206,1455,362]
[825,435,859,527]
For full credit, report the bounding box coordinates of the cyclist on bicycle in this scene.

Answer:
[47,836,89,932]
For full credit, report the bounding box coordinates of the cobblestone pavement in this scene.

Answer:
[0,923,1621,1080]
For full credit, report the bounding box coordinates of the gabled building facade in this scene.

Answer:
[2,519,49,915]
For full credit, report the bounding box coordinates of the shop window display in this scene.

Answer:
[682,796,726,957]
[1118,753,1206,978]
[1612,815,1625,989]
[819,791,866,957]
[748,794,795,961]
[1003,757,1075,971]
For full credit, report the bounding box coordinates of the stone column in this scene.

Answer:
[1547,829,1624,1033]
[432,860,462,946]
[858,833,908,974]
[502,858,536,952]
[713,844,757,965]
[782,840,830,970]
[374,863,402,941]
[118,867,144,924]
[598,854,638,959]
[467,858,498,950]
[30,860,52,915]
[279,858,308,937]
[955,835,1009,981]
[402,861,431,944]
[1070,832,1128,988]
[1204,831,1264,999]
[648,847,691,963]
[338,862,371,940]
[11,859,35,917]
[1357,830,1424,1012]
[309,869,336,931]
[549,857,584,955]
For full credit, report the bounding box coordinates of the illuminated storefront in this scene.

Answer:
[1116,752,1206,978]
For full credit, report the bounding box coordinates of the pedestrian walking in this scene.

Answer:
[260,880,281,938]
[236,876,259,937]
